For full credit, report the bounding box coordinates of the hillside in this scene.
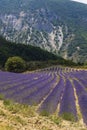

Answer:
[0,100,86,130]
[0,37,70,68]
[0,0,87,62]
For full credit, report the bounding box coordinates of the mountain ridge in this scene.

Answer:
[0,0,87,63]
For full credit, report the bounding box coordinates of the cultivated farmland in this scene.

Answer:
[0,67,87,126]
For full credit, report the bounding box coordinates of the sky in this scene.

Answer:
[72,0,87,4]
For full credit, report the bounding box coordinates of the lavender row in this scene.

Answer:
[0,72,45,86]
[59,79,77,121]
[0,73,50,93]
[73,80,87,125]
[21,75,57,105]
[4,74,54,101]
[38,77,65,114]
[78,79,87,89]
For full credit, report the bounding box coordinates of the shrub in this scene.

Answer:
[5,56,26,73]
[61,112,76,122]
[84,62,87,65]
[83,62,87,69]
[0,94,4,100]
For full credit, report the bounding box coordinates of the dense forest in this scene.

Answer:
[0,37,77,70]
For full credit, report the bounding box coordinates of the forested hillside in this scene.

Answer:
[0,37,74,69]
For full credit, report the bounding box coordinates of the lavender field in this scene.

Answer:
[0,67,87,125]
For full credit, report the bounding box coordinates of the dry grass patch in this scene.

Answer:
[0,99,87,130]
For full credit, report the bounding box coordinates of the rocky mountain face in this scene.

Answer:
[0,0,87,63]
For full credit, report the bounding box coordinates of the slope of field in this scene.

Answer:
[0,67,87,129]
[0,99,86,130]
